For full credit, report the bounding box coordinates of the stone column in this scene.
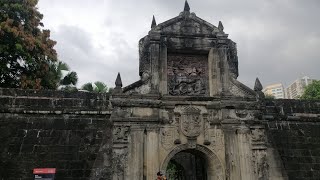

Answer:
[145,129,160,180]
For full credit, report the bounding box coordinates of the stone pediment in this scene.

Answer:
[153,12,224,36]
[118,2,256,99]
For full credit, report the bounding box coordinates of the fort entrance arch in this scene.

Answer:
[108,2,269,180]
[166,149,208,180]
[162,144,224,180]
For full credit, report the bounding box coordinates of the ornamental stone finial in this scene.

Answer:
[184,0,190,12]
[218,21,224,31]
[254,78,263,91]
[151,15,157,29]
[115,72,123,88]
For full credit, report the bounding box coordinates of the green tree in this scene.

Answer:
[81,81,108,93]
[265,94,275,99]
[94,81,108,92]
[42,61,77,88]
[81,82,94,92]
[300,80,320,100]
[0,0,57,89]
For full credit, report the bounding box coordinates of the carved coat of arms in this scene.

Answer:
[181,107,202,137]
[160,128,174,150]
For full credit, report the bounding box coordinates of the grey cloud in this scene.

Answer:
[51,25,139,87]
[39,0,320,89]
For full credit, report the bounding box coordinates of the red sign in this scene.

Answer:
[33,168,56,174]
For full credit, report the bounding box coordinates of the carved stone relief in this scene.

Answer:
[168,54,208,96]
[210,127,224,152]
[251,128,266,143]
[235,110,249,119]
[227,109,254,120]
[208,109,220,124]
[180,107,202,137]
[160,128,175,150]
[113,126,130,143]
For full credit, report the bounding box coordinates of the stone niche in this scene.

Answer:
[167,53,209,96]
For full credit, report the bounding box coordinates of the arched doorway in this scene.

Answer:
[161,145,224,180]
[166,149,208,180]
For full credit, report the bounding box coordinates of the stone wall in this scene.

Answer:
[0,88,112,180]
[2,87,320,180]
[265,99,320,180]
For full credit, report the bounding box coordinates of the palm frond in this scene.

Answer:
[81,82,94,92]
[61,71,78,85]
[94,81,108,93]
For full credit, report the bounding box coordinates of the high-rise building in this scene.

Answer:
[285,76,315,99]
[263,83,285,99]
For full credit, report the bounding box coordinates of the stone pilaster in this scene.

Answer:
[236,124,255,180]
[208,48,221,96]
[112,125,130,180]
[159,38,168,95]
[223,121,256,180]
[145,129,160,180]
[218,47,230,95]
[149,31,161,92]
[251,125,269,180]
[223,123,241,180]
[126,127,144,179]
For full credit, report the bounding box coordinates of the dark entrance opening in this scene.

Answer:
[166,149,208,180]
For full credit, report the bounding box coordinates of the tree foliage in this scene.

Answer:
[41,61,78,89]
[94,81,108,93]
[81,81,108,93]
[300,80,320,100]
[81,82,93,92]
[0,0,58,89]
[265,94,275,99]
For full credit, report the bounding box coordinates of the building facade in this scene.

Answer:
[109,2,269,180]
[263,83,285,99]
[285,76,315,99]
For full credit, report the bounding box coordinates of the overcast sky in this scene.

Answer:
[37,0,320,89]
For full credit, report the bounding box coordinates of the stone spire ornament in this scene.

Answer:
[114,72,123,94]
[115,72,123,88]
[184,0,190,12]
[218,21,224,31]
[254,77,265,99]
[254,78,263,91]
[151,15,157,29]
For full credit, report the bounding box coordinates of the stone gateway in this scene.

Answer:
[111,1,265,180]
